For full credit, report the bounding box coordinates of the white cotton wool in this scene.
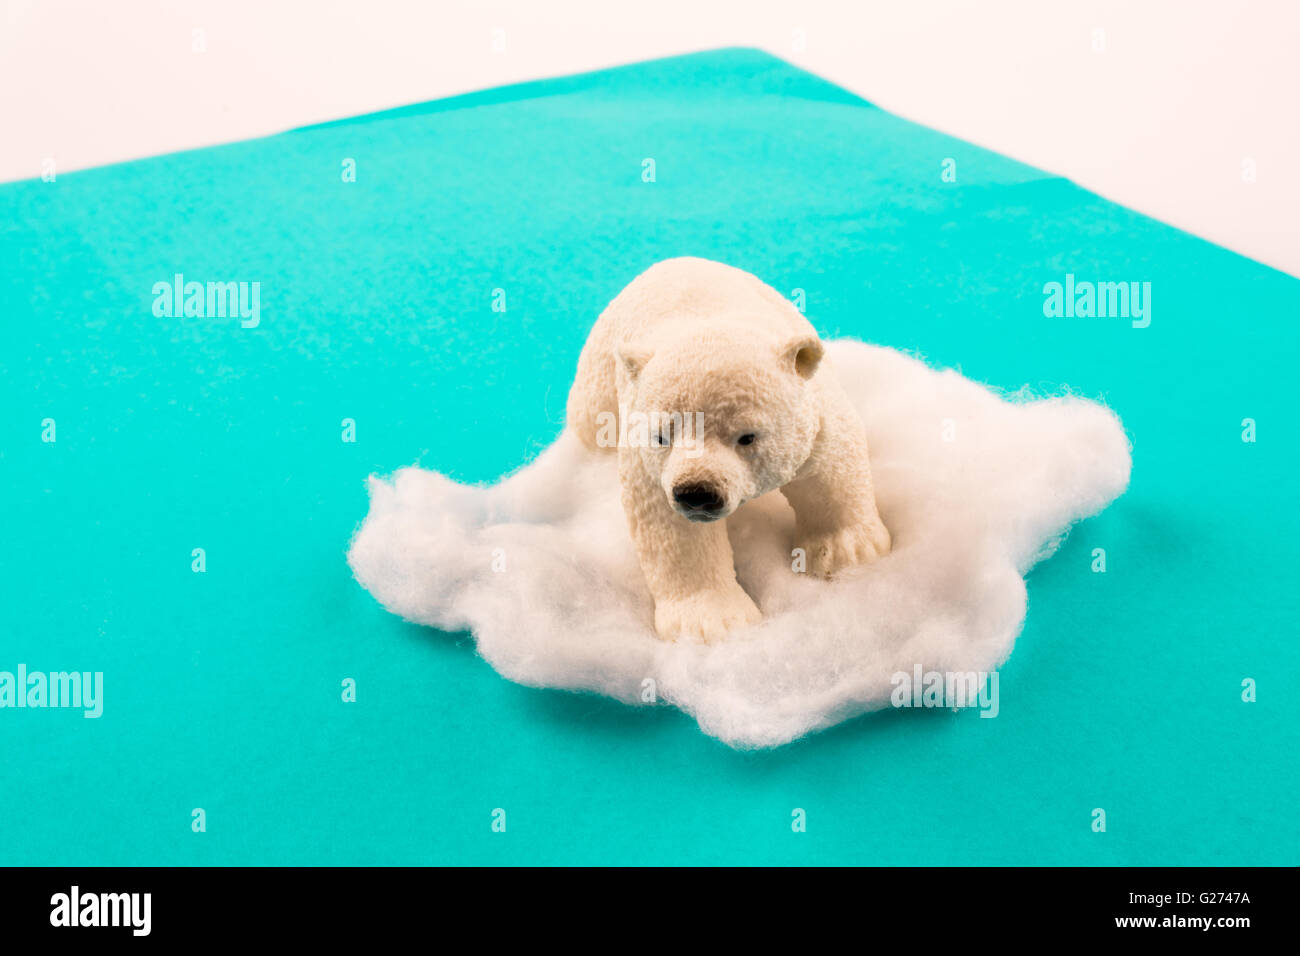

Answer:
[346,341,1131,748]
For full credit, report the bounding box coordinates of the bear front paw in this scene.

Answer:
[654,587,762,642]
[798,519,892,578]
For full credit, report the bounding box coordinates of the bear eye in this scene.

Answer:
[654,428,671,447]
[737,433,757,446]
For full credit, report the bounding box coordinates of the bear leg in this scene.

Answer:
[620,452,761,641]
[782,407,891,578]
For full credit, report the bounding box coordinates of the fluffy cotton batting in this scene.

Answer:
[347,341,1131,749]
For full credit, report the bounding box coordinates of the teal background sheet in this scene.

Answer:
[1,49,1296,865]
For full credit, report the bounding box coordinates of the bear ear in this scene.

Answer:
[779,334,824,380]
[616,344,653,382]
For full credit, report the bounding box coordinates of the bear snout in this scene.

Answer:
[672,483,726,520]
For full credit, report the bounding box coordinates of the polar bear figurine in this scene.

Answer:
[566,257,891,641]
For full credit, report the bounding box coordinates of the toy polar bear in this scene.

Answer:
[567,257,891,641]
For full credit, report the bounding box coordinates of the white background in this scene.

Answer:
[3,0,1296,274]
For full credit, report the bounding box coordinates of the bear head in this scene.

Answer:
[616,324,824,522]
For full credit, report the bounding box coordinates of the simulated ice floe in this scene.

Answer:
[347,341,1131,748]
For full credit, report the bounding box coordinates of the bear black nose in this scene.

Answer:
[673,483,724,514]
